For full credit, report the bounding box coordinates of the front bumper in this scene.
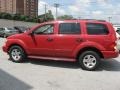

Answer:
[2,45,8,53]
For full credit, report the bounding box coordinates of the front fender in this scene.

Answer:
[6,39,28,53]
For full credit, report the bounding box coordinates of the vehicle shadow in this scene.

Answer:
[28,58,120,71]
[0,69,32,90]
[28,59,80,69]
[98,59,120,71]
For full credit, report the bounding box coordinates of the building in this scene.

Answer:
[0,0,38,17]
[24,0,38,17]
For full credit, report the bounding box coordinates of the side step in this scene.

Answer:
[28,56,75,62]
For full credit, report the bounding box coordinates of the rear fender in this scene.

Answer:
[72,41,106,57]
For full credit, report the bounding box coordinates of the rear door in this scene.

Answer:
[54,22,85,58]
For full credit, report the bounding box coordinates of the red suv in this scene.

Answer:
[2,20,119,70]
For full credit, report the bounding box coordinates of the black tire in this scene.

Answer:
[78,51,100,71]
[9,46,26,63]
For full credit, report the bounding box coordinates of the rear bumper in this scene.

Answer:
[102,51,119,59]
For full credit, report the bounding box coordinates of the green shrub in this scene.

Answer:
[0,12,38,23]
[12,14,21,20]
[3,13,12,19]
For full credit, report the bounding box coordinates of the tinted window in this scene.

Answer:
[0,28,5,31]
[59,23,81,34]
[7,28,14,30]
[34,24,54,34]
[86,23,109,35]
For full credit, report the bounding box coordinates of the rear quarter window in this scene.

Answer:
[86,23,109,35]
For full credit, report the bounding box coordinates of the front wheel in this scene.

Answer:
[78,51,100,71]
[9,46,26,63]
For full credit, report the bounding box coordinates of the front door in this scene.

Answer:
[32,24,55,57]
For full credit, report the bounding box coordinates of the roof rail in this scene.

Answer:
[77,19,106,22]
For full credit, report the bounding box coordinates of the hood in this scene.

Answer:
[7,33,26,39]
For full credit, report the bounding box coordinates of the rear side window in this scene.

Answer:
[86,23,109,35]
[59,23,81,34]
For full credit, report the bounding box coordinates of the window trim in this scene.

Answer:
[59,23,81,34]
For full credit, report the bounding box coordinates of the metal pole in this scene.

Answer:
[108,17,112,22]
[78,17,81,20]
[54,3,60,20]
[45,4,47,21]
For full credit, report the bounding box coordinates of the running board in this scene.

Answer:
[28,56,75,62]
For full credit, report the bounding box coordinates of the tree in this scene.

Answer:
[46,10,54,21]
[38,10,54,23]
[57,15,74,20]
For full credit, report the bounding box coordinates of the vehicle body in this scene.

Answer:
[0,27,19,38]
[3,20,119,71]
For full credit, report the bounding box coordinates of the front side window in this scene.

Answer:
[59,23,81,34]
[86,23,109,35]
[34,24,54,34]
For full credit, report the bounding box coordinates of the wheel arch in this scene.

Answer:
[76,47,104,60]
[8,44,27,55]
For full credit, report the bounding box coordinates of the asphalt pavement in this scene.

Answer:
[0,38,120,90]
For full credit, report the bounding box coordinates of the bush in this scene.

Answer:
[3,13,12,19]
[0,12,38,23]
[12,14,21,20]
[33,18,38,23]
[24,17,38,23]
[20,15,29,21]
[0,13,2,19]
[0,13,12,19]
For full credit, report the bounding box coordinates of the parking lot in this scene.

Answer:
[0,38,120,90]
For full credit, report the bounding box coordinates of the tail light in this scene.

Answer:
[114,39,119,51]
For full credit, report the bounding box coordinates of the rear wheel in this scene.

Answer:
[78,51,100,71]
[9,46,26,63]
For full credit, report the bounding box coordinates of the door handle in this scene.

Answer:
[76,38,84,42]
[47,38,53,42]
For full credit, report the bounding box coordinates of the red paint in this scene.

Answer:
[2,20,119,61]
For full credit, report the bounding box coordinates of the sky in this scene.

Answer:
[38,0,120,24]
